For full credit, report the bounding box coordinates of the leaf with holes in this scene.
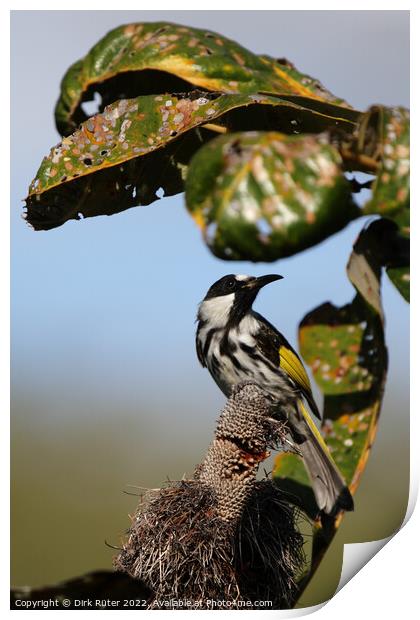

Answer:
[185,131,359,261]
[25,92,359,231]
[55,21,354,136]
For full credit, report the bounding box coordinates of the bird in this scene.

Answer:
[195,273,353,515]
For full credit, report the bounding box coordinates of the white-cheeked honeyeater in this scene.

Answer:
[196,274,353,515]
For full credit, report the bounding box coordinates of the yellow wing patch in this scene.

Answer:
[279,345,311,394]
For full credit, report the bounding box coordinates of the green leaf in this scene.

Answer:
[346,220,386,319]
[386,266,409,301]
[347,218,409,308]
[273,220,389,596]
[273,293,387,605]
[354,106,409,216]
[55,21,354,136]
[273,296,386,514]
[299,306,375,397]
[299,298,386,489]
[273,453,318,519]
[185,131,358,261]
[385,207,410,301]
[26,93,359,231]
[369,107,409,215]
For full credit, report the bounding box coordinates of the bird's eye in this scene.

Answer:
[226,278,235,289]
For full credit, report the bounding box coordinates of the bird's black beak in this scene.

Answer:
[246,274,283,289]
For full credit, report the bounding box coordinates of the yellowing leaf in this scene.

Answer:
[55,22,354,136]
[26,93,359,231]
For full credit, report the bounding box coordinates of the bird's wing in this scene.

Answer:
[279,344,311,395]
[195,325,206,368]
[253,312,322,420]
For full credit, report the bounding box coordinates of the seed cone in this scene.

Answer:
[114,383,305,609]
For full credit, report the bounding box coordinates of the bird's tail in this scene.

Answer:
[293,400,354,515]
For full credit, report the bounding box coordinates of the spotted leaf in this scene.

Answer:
[55,21,354,136]
[185,131,359,261]
[362,106,410,216]
[299,305,375,397]
[299,298,386,486]
[273,293,387,601]
[274,296,386,493]
[25,93,359,231]
[273,218,390,595]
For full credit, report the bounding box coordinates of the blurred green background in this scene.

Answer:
[11,10,409,607]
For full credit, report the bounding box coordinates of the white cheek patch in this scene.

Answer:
[199,293,235,326]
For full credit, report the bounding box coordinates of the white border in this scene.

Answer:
[4,3,417,618]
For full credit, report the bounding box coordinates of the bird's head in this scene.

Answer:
[198,274,283,327]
